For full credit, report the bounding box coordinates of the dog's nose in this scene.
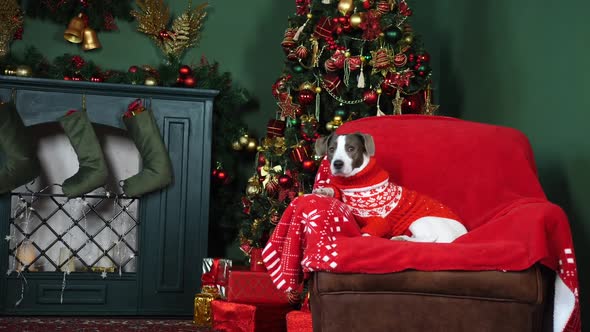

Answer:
[333,160,344,170]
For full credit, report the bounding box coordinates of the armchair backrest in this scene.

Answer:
[335,115,546,229]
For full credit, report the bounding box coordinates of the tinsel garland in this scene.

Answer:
[26,0,134,32]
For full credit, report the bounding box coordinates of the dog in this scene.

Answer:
[313,132,467,243]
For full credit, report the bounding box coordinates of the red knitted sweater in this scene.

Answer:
[323,158,460,237]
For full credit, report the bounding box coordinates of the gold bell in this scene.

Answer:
[82,27,102,51]
[64,13,86,43]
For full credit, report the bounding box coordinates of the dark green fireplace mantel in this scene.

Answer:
[0,76,218,316]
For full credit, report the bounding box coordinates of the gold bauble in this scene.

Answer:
[326,121,335,131]
[315,87,322,93]
[144,76,158,86]
[232,140,243,151]
[246,138,258,152]
[299,82,316,91]
[239,134,250,147]
[15,65,32,77]
[307,13,313,19]
[350,13,363,28]
[3,66,17,76]
[344,51,351,58]
[246,182,262,198]
[333,115,343,124]
[402,33,414,45]
[376,88,383,94]
[337,0,354,15]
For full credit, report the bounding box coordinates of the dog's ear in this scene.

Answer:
[314,133,333,157]
[357,132,375,157]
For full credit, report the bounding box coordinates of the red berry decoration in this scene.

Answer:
[408,53,416,63]
[72,73,83,81]
[216,169,229,183]
[176,77,185,85]
[90,75,103,83]
[183,76,196,87]
[302,159,317,172]
[278,174,293,188]
[63,76,71,81]
[363,0,371,9]
[179,65,192,76]
[159,30,170,39]
[363,90,379,105]
[297,89,315,106]
[128,66,139,73]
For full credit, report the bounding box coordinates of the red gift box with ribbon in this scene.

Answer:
[212,300,292,332]
[267,119,286,138]
[227,270,291,305]
[201,258,232,299]
[286,310,312,332]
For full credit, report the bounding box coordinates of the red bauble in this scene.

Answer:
[418,52,430,63]
[297,89,315,106]
[381,74,396,94]
[179,65,192,76]
[159,30,170,39]
[72,74,83,81]
[408,53,416,63]
[183,76,196,87]
[128,66,138,73]
[363,90,378,105]
[216,169,229,182]
[257,154,266,165]
[402,93,425,114]
[176,77,185,85]
[278,174,293,188]
[363,0,371,9]
[63,76,71,81]
[301,159,317,172]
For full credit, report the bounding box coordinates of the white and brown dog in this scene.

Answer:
[313,132,467,243]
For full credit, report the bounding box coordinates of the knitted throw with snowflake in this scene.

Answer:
[262,115,581,332]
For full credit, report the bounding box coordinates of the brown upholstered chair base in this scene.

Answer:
[310,265,554,332]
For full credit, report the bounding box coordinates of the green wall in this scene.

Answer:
[431,0,590,319]
[10,0,588,320]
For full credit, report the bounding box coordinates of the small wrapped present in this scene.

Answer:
[227,270,290,305]
[289,142,312,164]
[212,300,292,332]
[267,119,286,138]
[286,310,312,332]
[193,292,218,327]
[202,258,232,299]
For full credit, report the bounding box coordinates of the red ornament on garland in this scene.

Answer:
[159,30,170,39]
[71,55,85,69]
[183,76,196,87]
[363,0,372,9]
[72,73,83,81]
[216,169,229,184]
[63,76,71,81]
[278,174,293,188]
[179,65,192,76]
[128,66,139,73]
[90,75,103,83]
[301,159,317,173]
[13,26,23,40]
[257,154,266,165]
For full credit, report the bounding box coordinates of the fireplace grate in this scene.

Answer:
[7,191,139,274]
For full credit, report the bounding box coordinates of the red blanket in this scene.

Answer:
[262,115,581,332]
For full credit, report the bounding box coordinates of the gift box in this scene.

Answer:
[286,310,312,332]
[227,270,290,305]
[193,292,218,327]
[212,299,292,332]
[267,119,286,138]
[202,258,232,299]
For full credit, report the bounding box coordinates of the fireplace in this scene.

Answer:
[0,76,217,315]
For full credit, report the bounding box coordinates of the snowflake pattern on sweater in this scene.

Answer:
[315,158,461,238]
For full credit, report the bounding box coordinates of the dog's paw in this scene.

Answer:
[312,187,334,197]
[390,235,411,241]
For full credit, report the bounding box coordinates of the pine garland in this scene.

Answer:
[0,0,23,58]
[26,0,133,32]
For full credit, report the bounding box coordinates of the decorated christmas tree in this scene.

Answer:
[239,0,438,250]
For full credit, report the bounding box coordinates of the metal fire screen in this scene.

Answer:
[7,190,139,275]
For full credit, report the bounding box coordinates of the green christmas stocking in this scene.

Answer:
[0,102,41,194]
[59,110,108,198]
[122,108,173,197]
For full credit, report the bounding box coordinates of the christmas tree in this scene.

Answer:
[239,0,437,249]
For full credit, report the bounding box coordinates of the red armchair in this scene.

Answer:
[263,115,580,332]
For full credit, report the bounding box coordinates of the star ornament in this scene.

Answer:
[100,271,107,279]
[5,235,14,242]
[277,96,301,119]
[392,89,405,115]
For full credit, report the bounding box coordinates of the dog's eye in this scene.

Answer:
[346,147,355,152]
[328,147,335,153]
